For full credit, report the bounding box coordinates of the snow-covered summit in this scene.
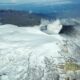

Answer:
[0,18,80,80]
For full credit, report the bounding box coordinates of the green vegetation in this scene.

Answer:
[58,61,80,71]
[64,61,80,71]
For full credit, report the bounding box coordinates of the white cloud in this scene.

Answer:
[0,0,72,4]
[23,0,71,4]
[11,0,16,3]
[35,0,72,5]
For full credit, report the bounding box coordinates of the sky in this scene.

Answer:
[0,0,79,4]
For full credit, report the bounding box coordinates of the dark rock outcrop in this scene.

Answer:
[59,25,74,35]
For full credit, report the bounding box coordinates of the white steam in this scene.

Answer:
[47,19,62,34]
[40,19,63,34]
